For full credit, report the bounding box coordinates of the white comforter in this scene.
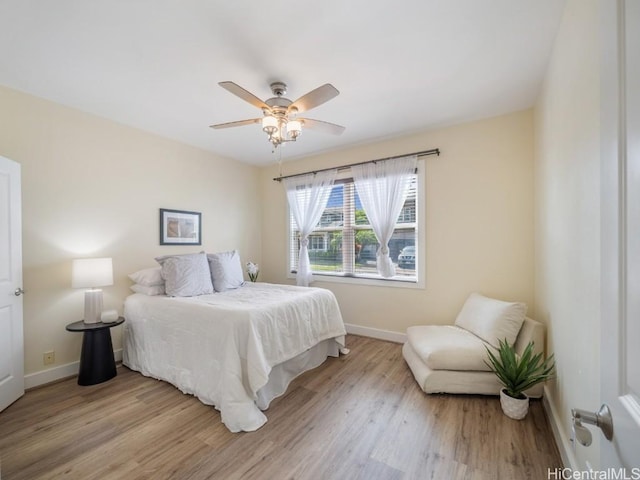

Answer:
[123,282,346,432]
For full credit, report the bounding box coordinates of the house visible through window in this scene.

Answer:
[288,166,420,283]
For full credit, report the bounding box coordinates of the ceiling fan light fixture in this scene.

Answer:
[273,123,283,140]
[262,115,278,134]
[287,119,302,139]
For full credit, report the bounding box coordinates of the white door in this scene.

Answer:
[600,0,640,468]
[0,156,24,411]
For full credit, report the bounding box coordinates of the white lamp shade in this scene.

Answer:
[287,120,302,136]
[72,258,113,288]
[262,115,278,133]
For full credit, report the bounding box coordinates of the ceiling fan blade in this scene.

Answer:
[299,118,346,135]
[218,81,269,110]
[209,118,261,129]
[290,84,339,113]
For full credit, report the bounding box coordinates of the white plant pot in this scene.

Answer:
[500,388,529,420]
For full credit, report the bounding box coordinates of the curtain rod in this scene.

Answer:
[272,148,440,182]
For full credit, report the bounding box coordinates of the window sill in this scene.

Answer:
[287,271,425,289]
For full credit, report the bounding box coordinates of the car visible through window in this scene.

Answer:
[397,246,416,268]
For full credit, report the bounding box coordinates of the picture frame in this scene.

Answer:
[159,208,201,245]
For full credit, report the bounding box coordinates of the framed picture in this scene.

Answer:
[159,208,201,245]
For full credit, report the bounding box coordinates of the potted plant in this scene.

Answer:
[485,339,555,420]
[246,262,259,282]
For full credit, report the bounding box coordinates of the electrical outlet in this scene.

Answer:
[43,351,55,365]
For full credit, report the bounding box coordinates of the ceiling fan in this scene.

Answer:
[210,81,345,148]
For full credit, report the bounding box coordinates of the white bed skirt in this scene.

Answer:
[124,333,341,411]
[124,328,342,430]
[255,338,339,409]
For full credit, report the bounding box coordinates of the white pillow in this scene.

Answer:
[155,252,214,297]
[130,283,166,296]
[128,267,164,287]
[207,250,244,292]
[454,293,527,348]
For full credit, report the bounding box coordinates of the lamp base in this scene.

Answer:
[83,289,103,324]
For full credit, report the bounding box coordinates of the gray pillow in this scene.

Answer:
[155,252,214,297]
[207,250,244,292]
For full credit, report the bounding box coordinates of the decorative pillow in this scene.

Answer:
[130,283,166,296]
[207,250,244,292]
[155,252,214,297]
[454,293,527,348]
[128,267,164,287]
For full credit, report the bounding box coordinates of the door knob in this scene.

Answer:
[14,287,24,296]
[571,404,614,446]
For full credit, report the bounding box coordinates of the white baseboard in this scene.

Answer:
[24,349,123,389]
[25,328,401,388]
[542,385,579,469]
[344,323,406,344]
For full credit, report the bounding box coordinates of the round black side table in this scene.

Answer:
[65,317,125,386]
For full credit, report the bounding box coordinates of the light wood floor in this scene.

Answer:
[0,335,562,479]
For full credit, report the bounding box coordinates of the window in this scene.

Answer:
[308,234,327,251]
[288,162,422,284]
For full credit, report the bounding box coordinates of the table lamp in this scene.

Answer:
[72,257,113,324]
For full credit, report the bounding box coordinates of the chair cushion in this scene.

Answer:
[406,325,495,371]
[454,293,526,348]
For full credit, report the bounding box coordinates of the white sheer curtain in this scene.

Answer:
[283,169,337,286]
[352,155,417,278]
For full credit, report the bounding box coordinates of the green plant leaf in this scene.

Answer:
[484,339,556,398]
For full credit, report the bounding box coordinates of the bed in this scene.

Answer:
[123,282,347,432]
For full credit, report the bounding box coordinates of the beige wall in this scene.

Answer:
[534,0,600,469]
[260,110,535,333]
[0,86,261,376]
[1,87,535,377]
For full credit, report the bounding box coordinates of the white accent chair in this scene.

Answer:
[402,293,545,397]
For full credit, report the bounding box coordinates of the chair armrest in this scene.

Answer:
[513,317,545,357]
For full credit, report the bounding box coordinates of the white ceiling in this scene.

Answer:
[0,1,565,166]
